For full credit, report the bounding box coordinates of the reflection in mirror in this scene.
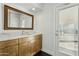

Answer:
[19,14,32,28]
[8,10,20,27]
[8,10,32,28]
[4,5,34,30]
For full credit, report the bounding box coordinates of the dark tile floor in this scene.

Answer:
[34,51,52,56]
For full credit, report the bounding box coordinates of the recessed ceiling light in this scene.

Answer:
[32,8,35,10]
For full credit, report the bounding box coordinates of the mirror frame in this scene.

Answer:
[4,5,34,30]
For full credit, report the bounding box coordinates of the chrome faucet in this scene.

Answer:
[22,31,25,35]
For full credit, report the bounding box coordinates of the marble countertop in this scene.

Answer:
[0,32,41,41]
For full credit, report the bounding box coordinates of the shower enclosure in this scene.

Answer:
[56,4,79,56]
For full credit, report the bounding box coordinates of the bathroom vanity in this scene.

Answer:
[1,5,42,56]
[0,33,42,56]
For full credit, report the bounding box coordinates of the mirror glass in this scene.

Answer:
[8,10,32,28]
[4,5,34,30]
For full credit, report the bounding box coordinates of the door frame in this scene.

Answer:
[55,3,79,56]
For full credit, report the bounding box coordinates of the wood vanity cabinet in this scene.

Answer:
[18,37,31,56]
[30,34,42,55]
[8,45,18,56]
[18,34,42,56]
[0,34,42,56]
[0,39,18,56]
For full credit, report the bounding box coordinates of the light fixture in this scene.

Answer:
[32,8,35,10]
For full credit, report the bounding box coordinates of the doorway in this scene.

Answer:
[55,4,79,56]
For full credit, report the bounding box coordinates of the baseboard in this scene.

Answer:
[55,51,70,56]
[42,49,55,56]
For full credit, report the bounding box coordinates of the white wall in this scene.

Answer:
[34,4,56,55]
[0,3,3,32]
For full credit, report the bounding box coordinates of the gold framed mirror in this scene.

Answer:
[4,5,34,30]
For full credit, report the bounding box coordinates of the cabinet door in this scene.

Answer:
[0,39,18,56]
[35,34,42,52]
[0,48,8,56]
[18,34,42,56]
[29,38,36,55]
[30,34,42,55]
[7,45,18,56]
[0,41,8,56]
[36,34,42,50]
[0,45,18,56]
[7,39,18,56]
[18,38,31,56]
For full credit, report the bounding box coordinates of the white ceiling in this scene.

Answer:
[16,3,45,8]
[16,3,46,13]
[16,3,60,14]
[6,3,63,14]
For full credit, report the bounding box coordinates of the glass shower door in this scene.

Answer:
[57,5,79,56]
